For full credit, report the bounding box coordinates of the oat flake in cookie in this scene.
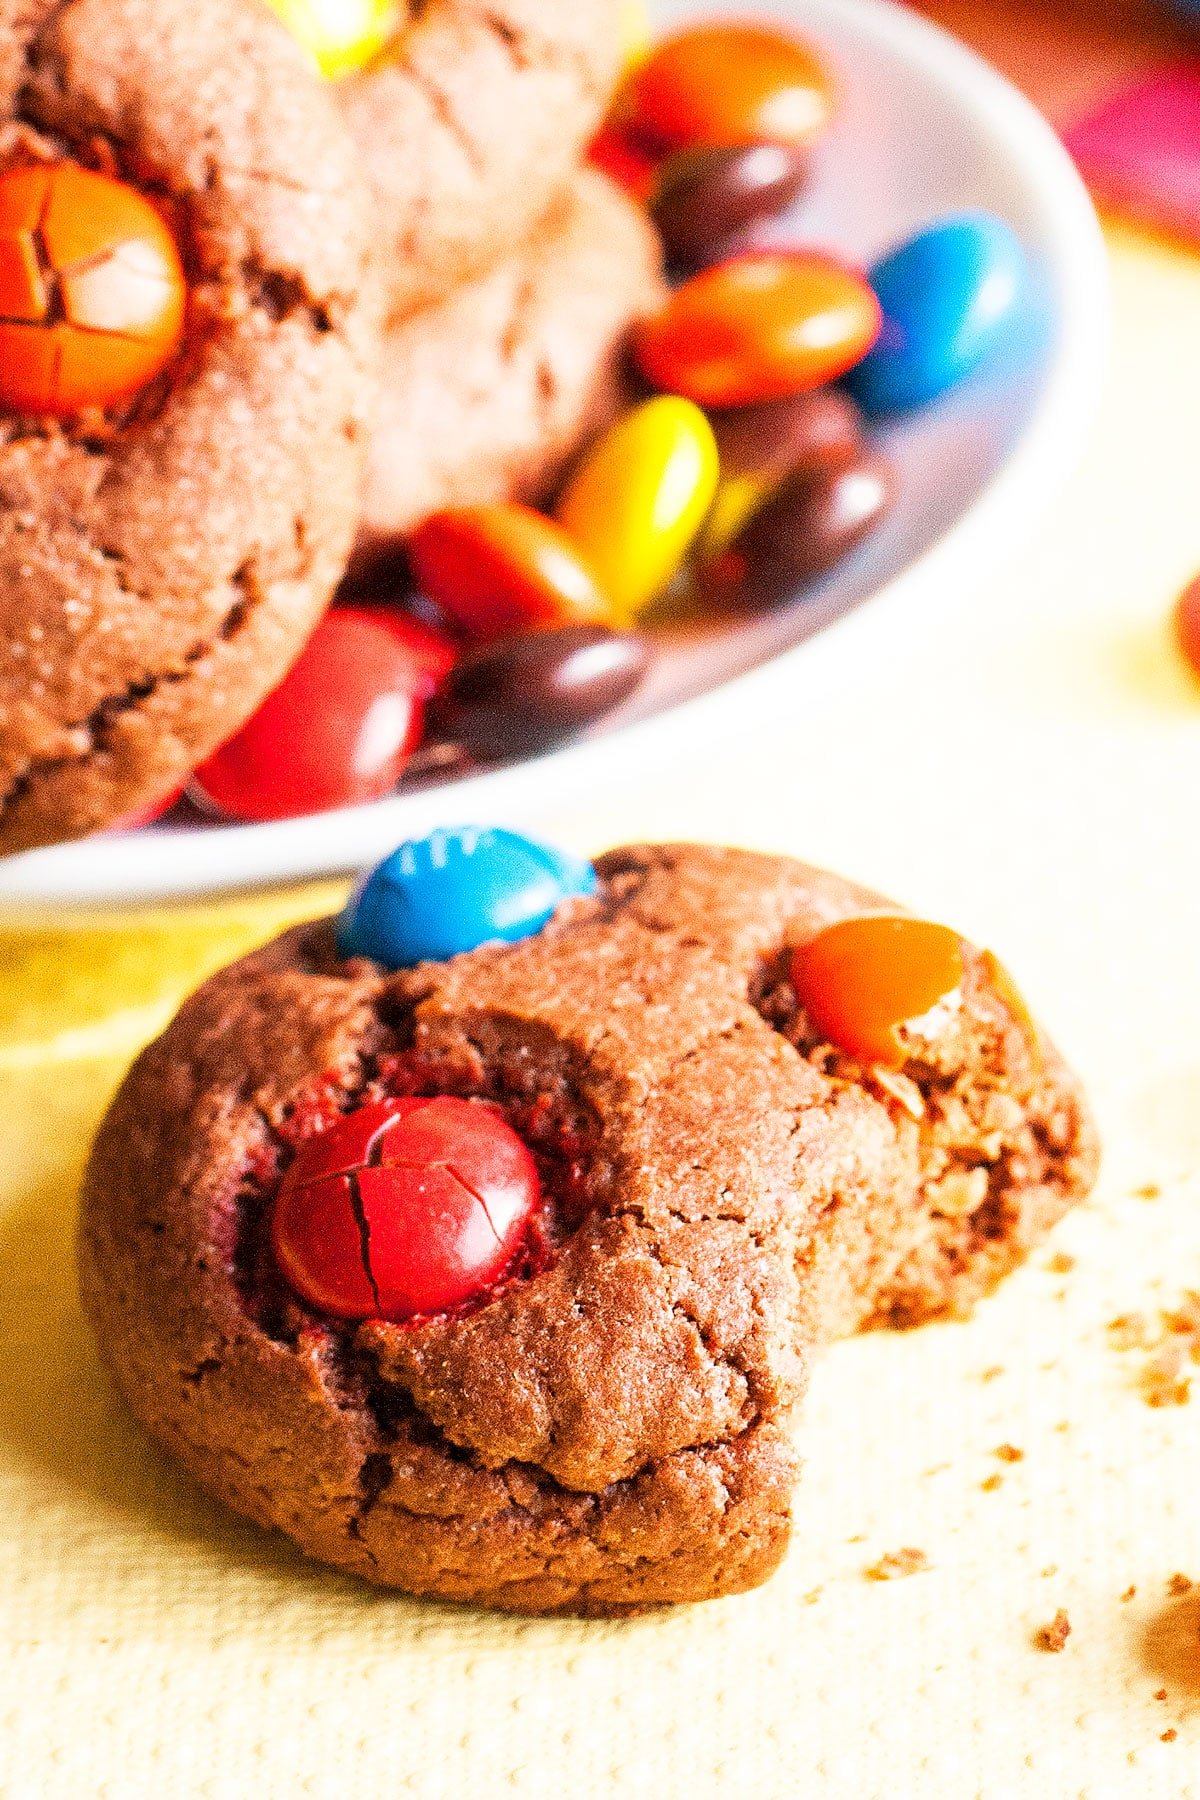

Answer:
[79,842,1099,1615]
[0,0,378,855]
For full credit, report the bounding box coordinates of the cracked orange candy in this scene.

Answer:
[0,164,186,418]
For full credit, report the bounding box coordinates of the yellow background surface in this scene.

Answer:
[4,221,1200,1797]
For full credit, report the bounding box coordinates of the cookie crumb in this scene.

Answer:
[996,1444,1024,1463]
[980,1365,1005,1383]
[1041,1565,1059,1579]
[1155,1688,1168,1701]
[802,1587,822,1606]
[980,1473,1003,1492]
[1119,1585,1136,1602]
[1144,1346,1191,1407]
[1162,1729,1177,1743]
[1108,1313,1150,1351]
[1046,1251,1076,1273]
[1133,1183,1161,1200]
[1036,1609,1071,1652]
[1111,1294,1200,1406]
[1167,1573,1192,1596]
[866,1548,930,1581]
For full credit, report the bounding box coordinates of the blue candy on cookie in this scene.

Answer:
[336,826,597,968]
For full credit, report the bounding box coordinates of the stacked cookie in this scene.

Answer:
[339,0,666,579]
[0,0,379,854]
[0,0,655,854]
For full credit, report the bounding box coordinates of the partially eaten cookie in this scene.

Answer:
[79,841,1098,1614]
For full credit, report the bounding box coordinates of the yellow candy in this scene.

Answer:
[698,472,773,563]
[555,396,719,619]
[619,0,653,70]
[267,0,398,79]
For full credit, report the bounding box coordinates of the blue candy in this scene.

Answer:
[847,211,1030,414]
[336,826,597,968]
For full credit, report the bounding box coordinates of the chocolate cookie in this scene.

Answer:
[351,168,664,582]
[339,0,620,325]
[0,0,377,855]
[79,844,1098,1614]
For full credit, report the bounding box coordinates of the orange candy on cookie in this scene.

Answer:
[623,20,834,153]
[791,915,966,1069]
[0,163,186,418]
[636,251,881,409]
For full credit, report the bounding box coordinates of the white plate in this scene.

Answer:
[0,0,1108,907]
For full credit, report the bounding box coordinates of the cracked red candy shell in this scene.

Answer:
[271,1095,541,1321]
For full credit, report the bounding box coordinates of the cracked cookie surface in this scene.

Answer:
[351,167,665,581]
[339,0,621,326]
[78,844,1098,1614]
[0,0,378,854]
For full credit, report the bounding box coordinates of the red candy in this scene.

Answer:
[635,251,881,409]
[0,164,186,417]
[587,122,658,203]
[622,20,834,154]
[1175,573,1200,681]
[271,1096,541,1320]
[369,608,459,698]
[408,504,615,638]
[192,607,424,822]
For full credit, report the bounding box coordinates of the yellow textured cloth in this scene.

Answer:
[4,223,1200,1797]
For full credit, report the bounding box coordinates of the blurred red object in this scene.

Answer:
[912,1,1190,124]
[1065,63,1200,242]
[915,2,1200,243]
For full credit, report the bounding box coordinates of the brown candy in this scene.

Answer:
[704,449,894,609]
[712,386,864,486]
[650,143,811,267]
[429,625,651,759]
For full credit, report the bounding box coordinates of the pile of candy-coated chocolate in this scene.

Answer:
[147,14,1034,828]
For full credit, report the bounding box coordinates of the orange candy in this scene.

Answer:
[1175,573,1200,680]
[0,164,186,418]
[408,504,615,638]
[635,251,881,409]
[791,915,965,1069]
[623,20,834,153]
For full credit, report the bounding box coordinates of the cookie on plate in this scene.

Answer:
[351,168,665,581]
[0,0,377,855]
[339,0,621,325]
[79,841,1098,1614]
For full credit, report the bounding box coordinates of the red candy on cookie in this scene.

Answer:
[409,503,615,638]
[622,20,834,154]
[0,163,185,417]
[271,1097,541,1320]
[791,915,965,1069]
[192,607,425,822]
